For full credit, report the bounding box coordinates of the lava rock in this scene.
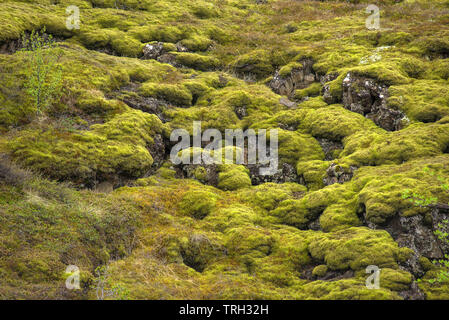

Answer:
[143,42,165,60]
[269,58,317,97]
[341,73,409,131]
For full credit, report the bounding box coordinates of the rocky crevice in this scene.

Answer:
[325,72,409,131]
[269,58,317,98]
[248,162,304,185]
[109,83,171,123]
[0,32,67,55]
[323,162,357,186]
[357,204,449,299]
[317,138,343,161]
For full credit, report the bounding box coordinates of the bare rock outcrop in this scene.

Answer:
[142,42,166,60]
[269,58,317,97]
[248,162,304,185]
[323,162,357,186]
[341,73,408,131]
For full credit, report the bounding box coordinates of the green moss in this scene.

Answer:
[277,129,324,166]
[319,199,361,232]
[238,182,307,212]
[415,36,449,58]
[78,29,143,57]
[180,234,224,272]
[419,257,436,271]
[2,0,449,300]
[173,52,220,71]
[193,166,208,182]
[0,174,141,298]
[204,204,259,232]
[225,226,275,260]
[191,4,219,19]
[378,32,413,47]
[308,227,406,271]
[388,80,449,123]
[180,35,213,52]
[217,164,251,191]
[354,157,449,224]
[300,104,381,140]
[341,123,449,167]
[179,189,218,219]
[295,278,401,300]
[129,25,186,43]
[294,83,322,100]
[140,82,193,106]
[8,109,163,184]
[231,50,274,79]
[312,265,328,277]
[380,268,413,291]
[74,90,127,116]
[297,160,329,191]
[270,199,312,229]
[431,59,449,80]
[279,62,302,78]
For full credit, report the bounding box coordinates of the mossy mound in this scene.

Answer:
[8,109,164,185]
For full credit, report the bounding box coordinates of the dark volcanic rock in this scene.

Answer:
[383,209,449,277]
[234,105,248,119]
[341,73,408,131]
[119,93,168,122]
[248,162,304,185]
[269,58,317,97]
[323,162,357,186]
[148,134,167,170]
[317,138,343,161]
[143,42,166,60]
[177,164,219,186]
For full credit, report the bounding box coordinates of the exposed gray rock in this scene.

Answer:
[176,42,189,52]
[322,73,339,104]
[177,164,219,186]
[359,206,449,280]
[248,162,304,185]
[399,281,425,300]
[341,72,408,131]
[317,138,343,161]
[156,52,181,68]
[110,83,169,122]
[148,134,167,170]
[279,97,297,109]
[142,42,165,60]
[383,209,449,277]
[320,72,339,85]
[234,105,248,119]
[269,58,316,97]
[323,162,357,186]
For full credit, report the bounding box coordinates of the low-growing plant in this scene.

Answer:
[92,265,130,300]
[21,28,63,116]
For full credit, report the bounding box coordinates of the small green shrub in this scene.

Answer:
[21,28,62,116]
